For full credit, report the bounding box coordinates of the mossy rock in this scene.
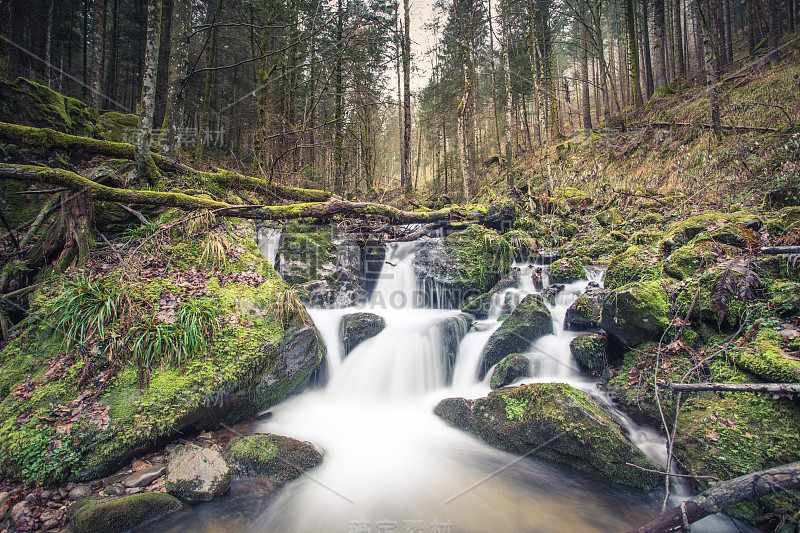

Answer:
[97,111,141,143]
[489,353,530,389]
[461,292,493,319]
[548,257,585,284]
[673,264,752,329]
[663,243,717,280]
[628,229,663,246]
[570,333,609,374]
[639,213,663,225]
[595,208,623,227]
[604,246,663,290]
[67,492,182,533]
[0,77,98,135]
[768,281,800,316]
[729,328,800,383]
[225,433,323,481]
[564,288,607,330]
[433,397,476,433]
[413,225,511,308]
[339,312,386,355]
[0,219,325,483]
[552,186,592,206]
[480,294,553,378]
[166,444,232,501]
[658,211,762,255]
[586,237,623,259]
[472,383,660,489]
[600,281,670,348]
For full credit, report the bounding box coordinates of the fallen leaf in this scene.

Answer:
[707,429,721,442]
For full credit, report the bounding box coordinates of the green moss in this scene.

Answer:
[548,257,585,283]
[490,353,530,389]
[67,493,182,533]
[659,211,762,254]
[444,225,512,292]
[552,186,592,206]
[663,243,716,280]
[595,208,623,227]
[628,229,663,246]
[604,246,663,290]
[96,112,140,143]
[729,328,800,383]
[768,281,800,315]
[225,433,323,481]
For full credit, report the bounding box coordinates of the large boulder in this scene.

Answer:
[435,383,660,489]
[166,444,233,502]
[67,493,182,533]
[658,211,762,254]
[600,282,670,348]
[276,222,366,308]
[604,246,662,290]
[413,226,511,308]
[479,294,553,378]
[224,433,323,481]
[490,353,530,389]
[547,257,586,284]
[564,288,608,330]
[570,333,610,374]
[0,219,326,484]
[340,312,386,355]
[440,313,473,384]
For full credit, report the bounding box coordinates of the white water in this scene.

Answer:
[148,241,751,533]
[257,226,282,266]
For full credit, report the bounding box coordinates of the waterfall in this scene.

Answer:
[257,226,282,266]
[147,242,752,533]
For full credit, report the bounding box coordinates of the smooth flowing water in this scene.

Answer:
[148,240,749,533]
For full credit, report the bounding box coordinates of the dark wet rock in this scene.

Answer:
[570,333,610,374]
[68,485,92,501]
[461,292,493,319]
[564,288,608,330]
[480,294,553,378]
[535,249,561,264]
[165,444,232,502]
[541,284,564,305]
[600,282,670,348]
[440,313,472,384]
[433,397,476,433]
[67,493,182,533]
[471,383,659,489]
[224,433,323,482]
[490,353,531,389]
[122,465,166,488]
[340,312,386,355]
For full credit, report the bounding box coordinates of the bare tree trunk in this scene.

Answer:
[455,0,472,200]
[402,0,412,192]
[674,0,686,78]
[696,0,721,139]
[44,0,55,86]
[161,0,189,157]
[768,0,780,67]
[90,0,106,108]
[641,0,654,99]
[579,0,593,131]
[627,0,644,106]
[396,15,404,191]
[526,0,552,191]
[135,0,162,186]
[488,0,503,158]
[196,0,222,163]
[722,0,732,63]
[501,0,515,187]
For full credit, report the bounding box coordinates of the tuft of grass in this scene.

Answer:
[49,274,120,349]
[200,233,230,267]
[184,209,217,235]
[268,286,308,328]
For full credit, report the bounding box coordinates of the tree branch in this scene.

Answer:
[660,382,800,394]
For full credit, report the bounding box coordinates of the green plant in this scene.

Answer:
[120,219,163,245]
[268,286,309,328]
[49,274,120,349]
[15,430,82,485]
[503,395,529,421]
[0,142,16,161]
[200,233,230,267]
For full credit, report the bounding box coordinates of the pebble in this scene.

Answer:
[67,485,91,501]
[126,487,144,495]
[23,493,37,503]
[40,490,51,500]
[122,465,166,488]
[58,488,69,499]
[41,518,59,530]
[10,501,30,525]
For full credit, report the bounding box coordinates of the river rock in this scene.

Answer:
[564,288,608,330]
[461,292,493,319]
[166,444,232,502]
[10,501,31,527]
[470,383,659,489]
[547,257,586,284]
[224,433,323,482]
[68,485,92,501]
[340,312,386,355]
[600,282,670,348]
[570,333,610,374]
[122,465,166,488]
[490,353,530,389]
[67,493,182,533]
[440,313,472,384]
[479,294,553,378]
[433,397,476,433]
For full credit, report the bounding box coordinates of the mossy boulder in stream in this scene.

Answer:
[165,443,232,501]
[479,294,553,378]
[340,312,386,355]
[224,433,323,481]
[564,288,608,330]
[413,225,511,308]
[604,246,662,290]
[547,257,585,284]
[67,492,182,533]
[570,333,610,374]
[436,383,659,489]
[600,281,670,348]
[489,353,530,389]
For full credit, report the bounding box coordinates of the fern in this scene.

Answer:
[710,258,760,320]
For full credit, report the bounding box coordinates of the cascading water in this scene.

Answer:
[147,241,751,533]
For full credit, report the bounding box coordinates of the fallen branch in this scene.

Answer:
[625,462,720,481]
[760,246,800,254]
[0,164,489,225]
[628,461,800,533]
[648,122,780,133]
[660,382,800,394]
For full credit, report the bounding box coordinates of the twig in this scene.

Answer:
[625,463,720,481]
[99,233,124,263]
[13,188,69,195]
[120,204,149,223]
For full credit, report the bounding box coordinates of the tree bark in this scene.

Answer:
[196,0,222,162]
[44,0,55,86]
[161,0,190,157]
[90,0,107,108]
[627,461,800,533]
[653,0,667,89]
[501,0,515,186]
[674,0,685,78]
[135,0,162,186]
[662,382,800,393]
[768,0,780,68]
[579,0,593,131]
[627,0,644,106]
[641,0,655,99]
[696,0,721,139]
[402,0,412,193]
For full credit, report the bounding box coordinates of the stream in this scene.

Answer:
[147,237,751,533]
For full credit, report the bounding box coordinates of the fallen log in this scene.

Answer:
[0,122,332,203]
[660,382,800,394]
[627,461,800,533]
[0,164,487,225]
[648,122,780,133]
[760,246,800,254]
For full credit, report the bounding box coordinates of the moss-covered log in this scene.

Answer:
[0,164,488,224]
[0,122,331,203]
[627,461,800,533]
